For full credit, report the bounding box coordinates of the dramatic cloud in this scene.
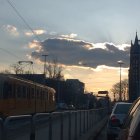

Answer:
[28,40,41,50]
[60,33,77,39]
[29,37,130,68]
[25,29,46,36]
[3,25,19,36]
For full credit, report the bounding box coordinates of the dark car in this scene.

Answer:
[107,102,132,140]
[118,97,140,140]
[56,102,68,110]
[68,104,75,110]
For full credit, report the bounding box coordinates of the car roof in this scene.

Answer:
[115,102,132,105]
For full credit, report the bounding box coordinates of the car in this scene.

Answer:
[107,102,132,140]
[56,102,68,110]
[118,97,140,140]
[68,104,75,110]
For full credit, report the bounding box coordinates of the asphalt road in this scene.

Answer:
[94,124,107,140]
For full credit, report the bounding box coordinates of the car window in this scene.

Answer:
[129,105,140,136]
[114,104,131,114]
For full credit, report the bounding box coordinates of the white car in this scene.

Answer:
[107,102,132,140]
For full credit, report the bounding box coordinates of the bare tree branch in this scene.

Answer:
[111,79,128,101]
[46,59,64,80]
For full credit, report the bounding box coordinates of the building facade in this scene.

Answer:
[129,32,140,102]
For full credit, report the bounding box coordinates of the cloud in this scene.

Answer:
[25,29,46,36]
[3,25,19,36]
[60,33,77,38]
[116,44,131,51]
[28,40,41,49]
[28,37,130,68]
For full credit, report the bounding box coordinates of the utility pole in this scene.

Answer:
[117,60,124,101]
[42,54,48,76]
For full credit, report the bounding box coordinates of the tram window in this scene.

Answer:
[0,83,2,98]
[46,91,49,100]
[45,90,49,100]
[40,90,42,105]
[17,86,21,98]
[3,82,12,98]
[12,84,16,98]
[31,88,34,98]
[40,91,42,99]
[37,89,40,98]
[27,88,31,99]
[42,91,45,99]
[8,84,12,98]
[3,82,8,98]
[22,86,26,98]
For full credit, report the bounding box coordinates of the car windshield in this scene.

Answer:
[114,104,132,114]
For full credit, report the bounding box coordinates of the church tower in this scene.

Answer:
[129,32,140,102]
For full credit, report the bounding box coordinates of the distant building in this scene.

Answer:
[45,78,66,103]
[66,79,85,95]
[46,78,85,105]
[129,32,140,102]
[65,79,85,106]
[14,74,86,105]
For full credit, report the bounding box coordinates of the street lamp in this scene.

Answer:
[117,60,124,101]
[42,54,48,76]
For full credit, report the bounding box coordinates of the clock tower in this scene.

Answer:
[129,32,140,102]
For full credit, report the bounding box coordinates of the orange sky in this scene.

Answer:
[64,65,128,97]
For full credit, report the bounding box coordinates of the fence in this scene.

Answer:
[0,108,108,140]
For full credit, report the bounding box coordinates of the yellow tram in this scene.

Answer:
[0,74,56,117]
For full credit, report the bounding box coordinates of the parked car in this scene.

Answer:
[107,102,132,140]
[118,97,140,140]
[68,104,75,110]
[56,102,68,110]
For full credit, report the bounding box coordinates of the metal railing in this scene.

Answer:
[0,108,108,140]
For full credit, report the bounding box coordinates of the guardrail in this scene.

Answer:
[0,108,108,140]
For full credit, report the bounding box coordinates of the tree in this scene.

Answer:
[0,69,11,74]
[0,63,23,74]
[10,62,33,74]
[10,63,23,74]
[111,79,128,101]
[46,59,64,80]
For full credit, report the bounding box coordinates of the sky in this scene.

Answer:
[0,0,140,96]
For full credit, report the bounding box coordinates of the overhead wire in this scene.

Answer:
[6,0,42,42]
[0,47,21,59]
[4,0,44,73]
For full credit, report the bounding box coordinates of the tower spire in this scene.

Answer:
[134,31,138,45]
[131,40,133,46]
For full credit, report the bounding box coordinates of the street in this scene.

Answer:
[94,125,107,140]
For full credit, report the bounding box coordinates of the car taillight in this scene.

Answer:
[110,115,120,126]
[111,115,118,122]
